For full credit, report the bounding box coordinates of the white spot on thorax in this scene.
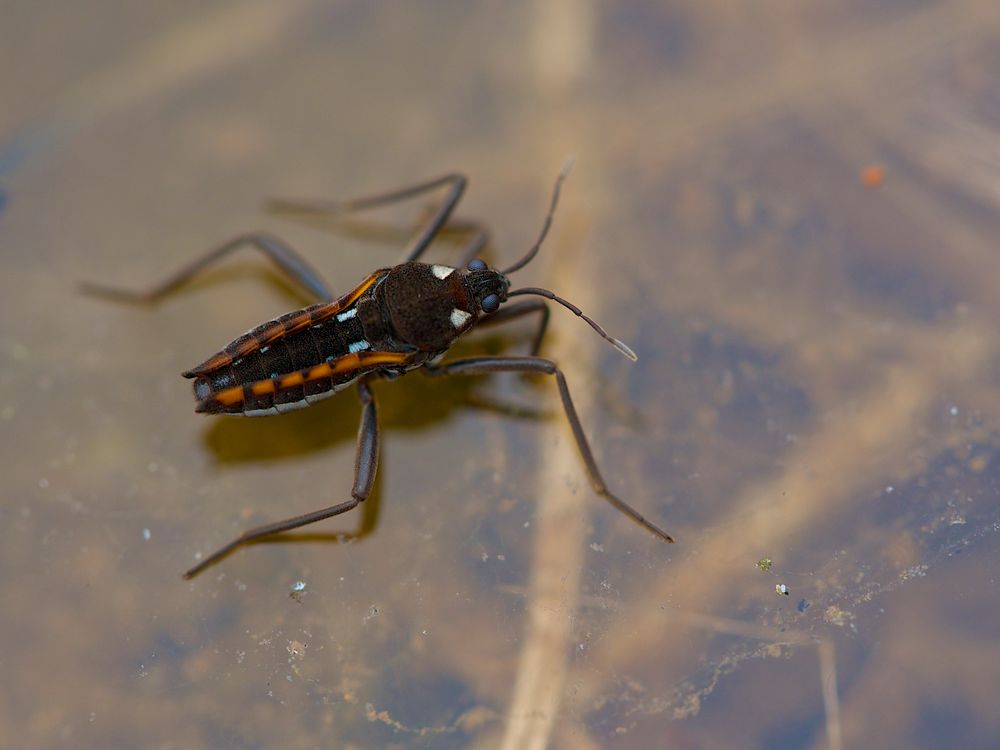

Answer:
[450,308,472,328]
[431,265,455,280]
[348,340,371,353]
[336,307,357,322]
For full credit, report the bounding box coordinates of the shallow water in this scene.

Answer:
[3,2,1000,748]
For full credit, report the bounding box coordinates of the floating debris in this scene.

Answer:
[756,557,773,572]
[289,580,307,603]
[775,583,790,596]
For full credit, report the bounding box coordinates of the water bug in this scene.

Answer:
[83,162,674,578]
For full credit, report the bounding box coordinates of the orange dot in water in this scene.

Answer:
[861,164,886,189]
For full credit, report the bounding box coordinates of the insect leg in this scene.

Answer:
[423,355,674,543]
[182,376,381,579]
[267,174,467,263]
[475,299,550,356]
[81,232,333,304]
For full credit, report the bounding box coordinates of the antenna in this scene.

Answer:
[501,157,575,275]
[508,286,638,362]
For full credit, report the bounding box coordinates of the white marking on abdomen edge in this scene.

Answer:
[245,406,279,417]
[431,265,455,280]
[274,398,311,414]
[450,308,472,328]
[336,308,357,322]
[304,379,355,405]
[243,380,356,415]
[348,340,371,353]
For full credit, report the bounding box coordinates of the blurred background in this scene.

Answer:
[2,2,1000,748]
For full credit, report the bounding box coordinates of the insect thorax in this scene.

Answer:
[379,262,478,352]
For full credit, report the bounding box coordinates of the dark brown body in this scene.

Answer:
[184,261,507,416]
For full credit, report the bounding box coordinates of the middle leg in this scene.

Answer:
[267,173,467,263]
[81,232,334,304]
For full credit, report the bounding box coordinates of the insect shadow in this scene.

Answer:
[202,330,554,466]
[202,357,555,555]
[83,162,674,578]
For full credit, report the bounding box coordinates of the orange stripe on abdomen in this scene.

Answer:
[195,350,413,415]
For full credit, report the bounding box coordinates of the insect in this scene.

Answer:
[83,162,674,579]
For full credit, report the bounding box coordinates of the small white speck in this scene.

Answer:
[497,554,506,562]
[589,543,605,553]
[775,583,789,596]
[292,580,306,592]
[481,552,489,562]
[885,486,894,494]
[949,405,959,416]
[142,528,151,541]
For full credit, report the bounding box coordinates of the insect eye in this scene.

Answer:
[481,293,501,313]
[467,259,488,271]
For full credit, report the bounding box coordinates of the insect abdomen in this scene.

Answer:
[191,309,370,416]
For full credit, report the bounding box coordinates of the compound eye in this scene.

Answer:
[467,258,488,272]
[481,293,501,313]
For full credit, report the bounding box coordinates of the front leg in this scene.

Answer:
[475,299,550,356]
[423,355,674,543]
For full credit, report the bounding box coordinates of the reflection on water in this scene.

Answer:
[2,2,1000,748]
